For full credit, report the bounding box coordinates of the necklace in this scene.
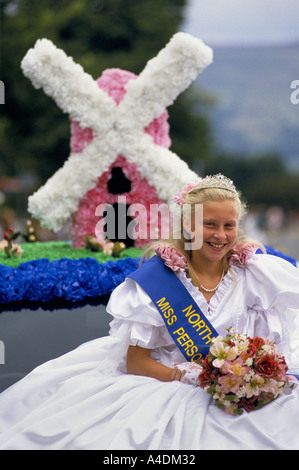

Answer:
[199,270,225,293]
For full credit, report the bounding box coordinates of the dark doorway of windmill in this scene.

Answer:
[106,167,135,247]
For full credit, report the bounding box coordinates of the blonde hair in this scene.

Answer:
[143,185,263,285]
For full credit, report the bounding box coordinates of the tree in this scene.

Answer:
[0,0,213,185]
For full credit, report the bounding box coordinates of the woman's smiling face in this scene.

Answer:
[195,199,239,263]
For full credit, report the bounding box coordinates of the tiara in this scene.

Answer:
[193,174,237,193]
[173,174,237,206]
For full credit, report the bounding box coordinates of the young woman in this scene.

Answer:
[1,174,299,450]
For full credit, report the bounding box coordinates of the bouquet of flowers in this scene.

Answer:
[198,328,294,416]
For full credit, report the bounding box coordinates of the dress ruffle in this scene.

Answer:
[245,254,299,311]
[108,279,173,348]
[177,269,235,319]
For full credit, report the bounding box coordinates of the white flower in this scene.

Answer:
[210,341,237,368]
[245,358,253,367]
[262,344,275,354]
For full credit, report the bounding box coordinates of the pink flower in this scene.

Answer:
[275,356,289,381]
[222,357,250,377]
[218,373,243,394]
[155,244,188,273]
[228,243,257,266]
[173,179,202,206]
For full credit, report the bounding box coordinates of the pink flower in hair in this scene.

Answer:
[155,244,188,273]
[228,243,257,266]
[173,179,202,206]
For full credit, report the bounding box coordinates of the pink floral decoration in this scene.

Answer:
[155,244,188,273]
[69,120,94,154]
[70,68,171,154]
[96,68,137,105]
[173,178,202,206]
[71,155,171,248]
[228,243,257,267]
[144,110,171,148]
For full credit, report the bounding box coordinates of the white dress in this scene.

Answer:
[1,253,299,450]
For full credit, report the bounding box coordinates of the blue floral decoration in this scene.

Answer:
[0,245,297,312]
[0,256,140,311]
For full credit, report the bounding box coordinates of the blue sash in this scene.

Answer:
[127,255,219,364]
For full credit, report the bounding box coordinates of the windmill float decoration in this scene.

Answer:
[22,33,213,249]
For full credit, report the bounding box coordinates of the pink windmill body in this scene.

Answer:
[70,69,171,248]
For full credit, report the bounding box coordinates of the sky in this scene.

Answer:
[182,0,299,46]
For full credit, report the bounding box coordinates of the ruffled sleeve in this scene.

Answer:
[106,278,173,350]
[244,253,299,372]
[245,254,299,312]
